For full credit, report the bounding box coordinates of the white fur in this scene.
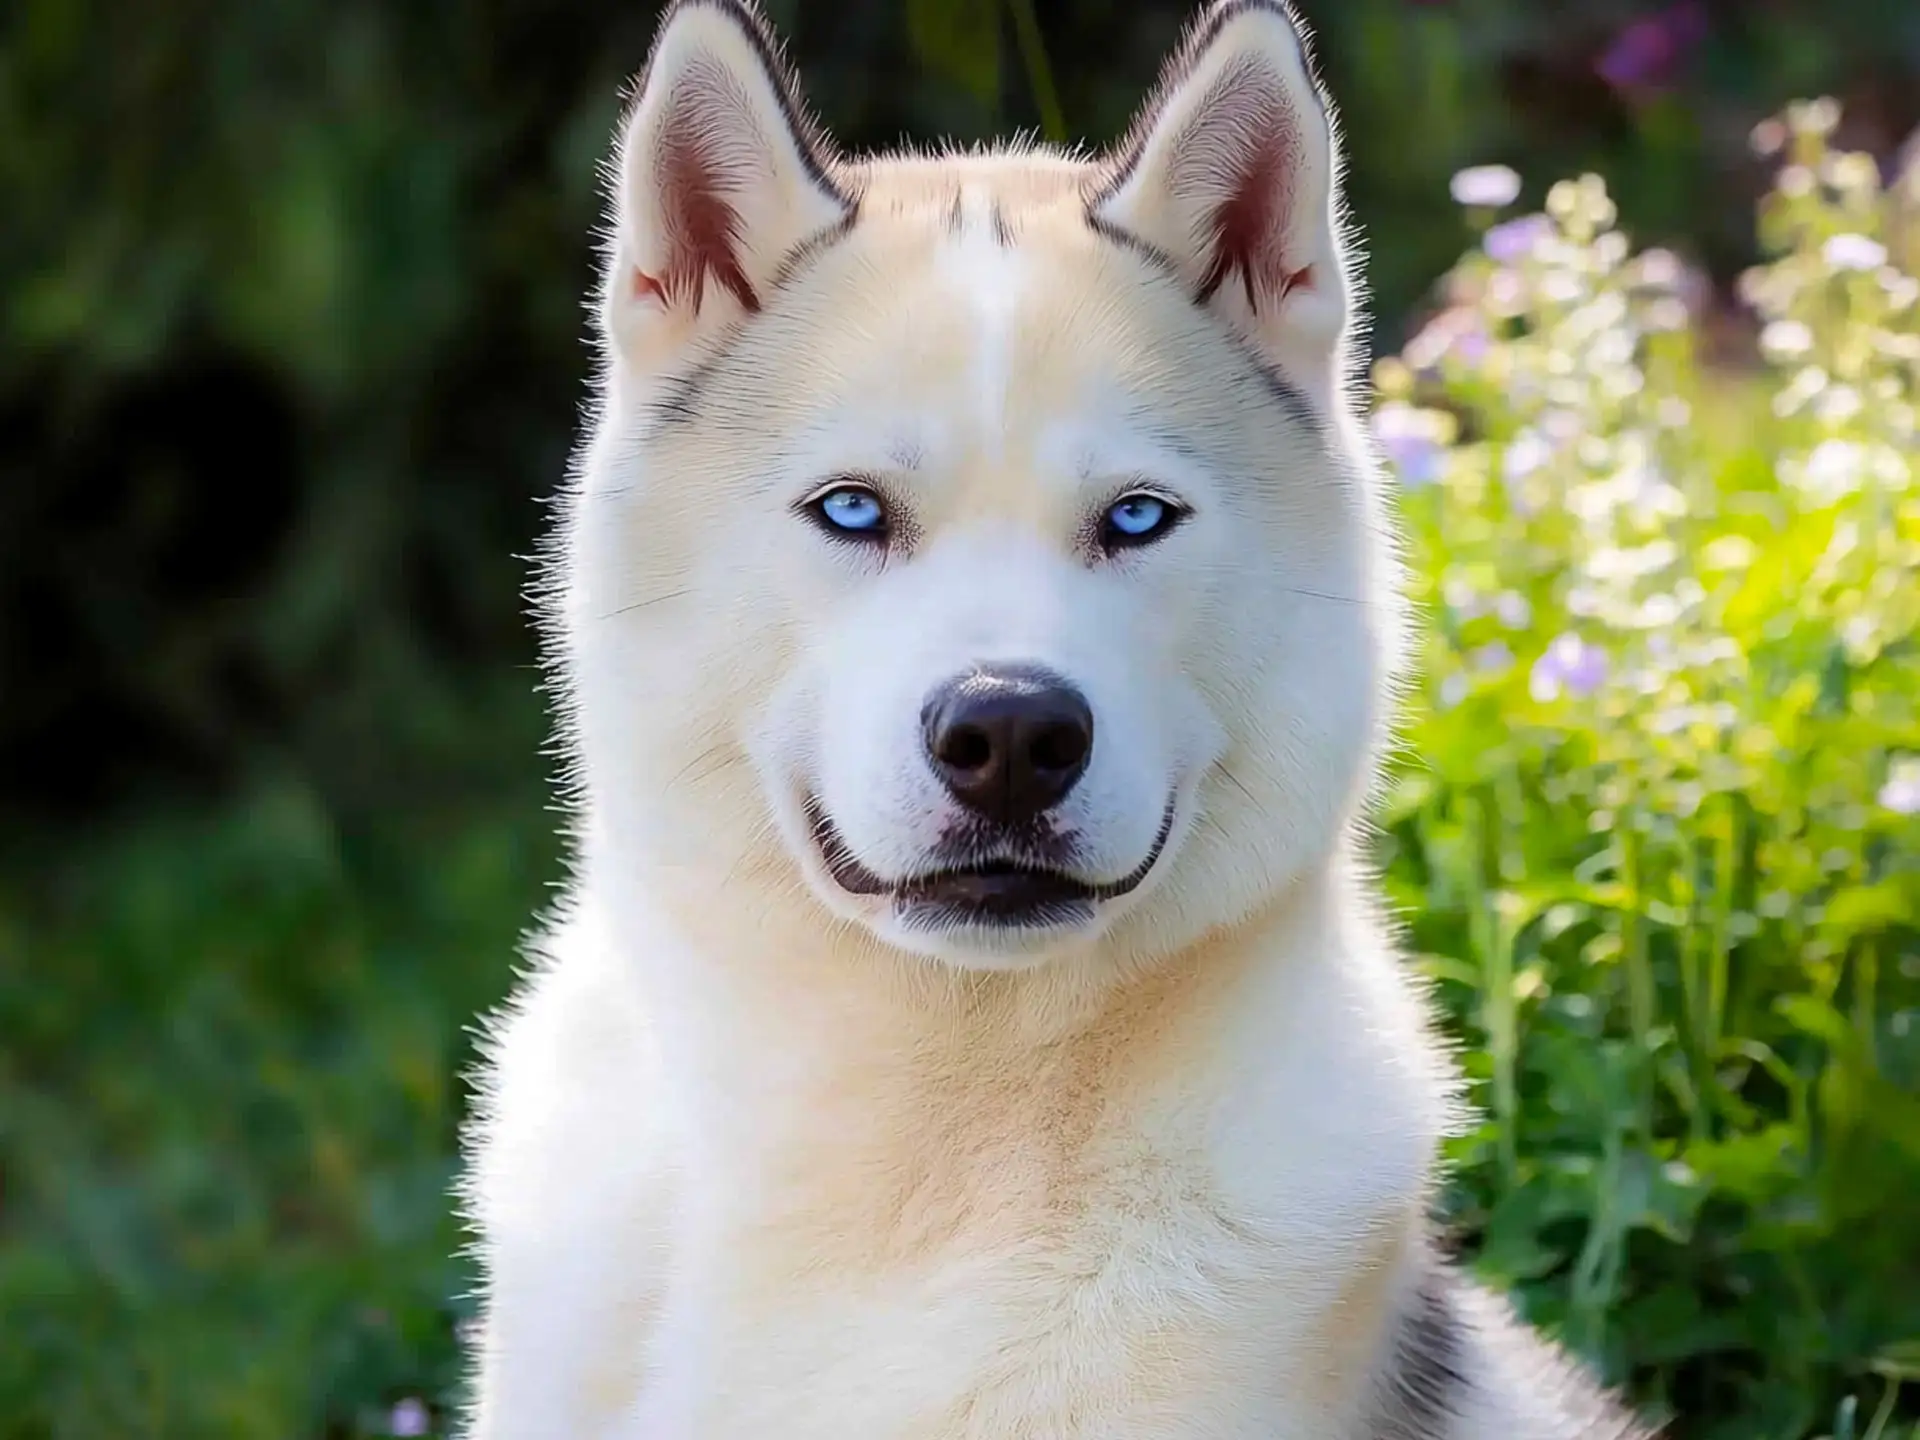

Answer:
[458,3,1648,1437]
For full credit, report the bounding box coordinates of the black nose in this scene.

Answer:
[922,665,1094,826]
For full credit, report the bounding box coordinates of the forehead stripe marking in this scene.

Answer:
[939,184,1028,450]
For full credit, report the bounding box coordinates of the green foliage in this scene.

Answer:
[2,738,557,1440]
[1375,106,1920,1438]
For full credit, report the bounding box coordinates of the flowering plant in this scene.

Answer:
[1373,105,1920,1438]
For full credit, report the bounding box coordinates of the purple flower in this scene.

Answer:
[1383,435,1444,487]
[1530,633,1609,702]
[1881,761,1920,815]
[1494,591,1533,630]
[1404,307,1490,374]
[1596,3,1708,92]
[1484,214,1555,265]
[1372,403,1446,487]
[1470,640,1516,674]
[388,1398,431,1438]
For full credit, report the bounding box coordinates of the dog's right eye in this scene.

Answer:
[803,482,890,542]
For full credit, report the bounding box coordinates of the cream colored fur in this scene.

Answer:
[457,3,1651,1436]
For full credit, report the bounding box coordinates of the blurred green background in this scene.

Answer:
[4,1,1919,1437]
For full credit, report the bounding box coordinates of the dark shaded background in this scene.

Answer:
[8,0,1920,831]
[4,1,1919,1436]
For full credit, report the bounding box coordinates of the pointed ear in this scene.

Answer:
[602,0,852,370]
[1091,1,1353,401]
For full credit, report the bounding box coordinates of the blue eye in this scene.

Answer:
[1101,492,1185,550]
[808,483,888,540]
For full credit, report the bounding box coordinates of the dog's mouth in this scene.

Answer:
[804,799,1175,929]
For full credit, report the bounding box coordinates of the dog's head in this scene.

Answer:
[557,0,1403,970]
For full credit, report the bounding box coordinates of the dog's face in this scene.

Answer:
[561,0,1401,970]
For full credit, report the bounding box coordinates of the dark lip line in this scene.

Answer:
[803,796,1177,906]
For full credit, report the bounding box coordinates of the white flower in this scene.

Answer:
[1798,438,1866,500]
[1450,164,1522,208]
[1788,98,1840,136]
[1541,272,1585,304]
[1815,385,1863,424]
[1637,592,1683,629]
[1644,296,1690,332]
[1882,758,1920,815]
[1502,430,1553,483]
[1633,247,1686,290]
[1656,397,1692,428]
[1822,233,1887,271]
[1442,574,1483,618]
[1759,319,1813,360]
[1772,364,1830,418]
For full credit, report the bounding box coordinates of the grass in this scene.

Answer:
[1,768,558,1439]
[3,101,1918,1440]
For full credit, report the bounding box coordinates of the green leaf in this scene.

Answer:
[1822,881,1918,941]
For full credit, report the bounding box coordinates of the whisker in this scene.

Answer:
[596,587,692,621]
[1276,585,1365,605]
[665,738,733,794]
[1215,764,1260,807]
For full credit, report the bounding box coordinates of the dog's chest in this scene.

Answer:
[622,1171,1351,1440]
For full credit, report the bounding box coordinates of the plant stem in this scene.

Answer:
[1620,820,1656,1138]
[1471,787,1518,1183]
[1708,792,1738,1057]
[1005,0,1067,143]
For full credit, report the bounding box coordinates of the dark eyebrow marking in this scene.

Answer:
[1082,209,1184,285]
[644,356,722,431]
[651,197,863,433]
[1247,359,1320,439]
[768,197,863,292]
[989,199,1015,247]
[1082,201,1324,445]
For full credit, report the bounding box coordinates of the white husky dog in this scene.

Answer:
[459,1,1653,1436]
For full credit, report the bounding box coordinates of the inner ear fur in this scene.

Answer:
[603,0,853,361]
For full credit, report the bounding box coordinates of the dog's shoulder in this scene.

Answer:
[1363,1252,1656,1440]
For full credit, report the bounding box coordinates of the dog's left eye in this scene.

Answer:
[1100,492,1187,551]
[805,483,889,541]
